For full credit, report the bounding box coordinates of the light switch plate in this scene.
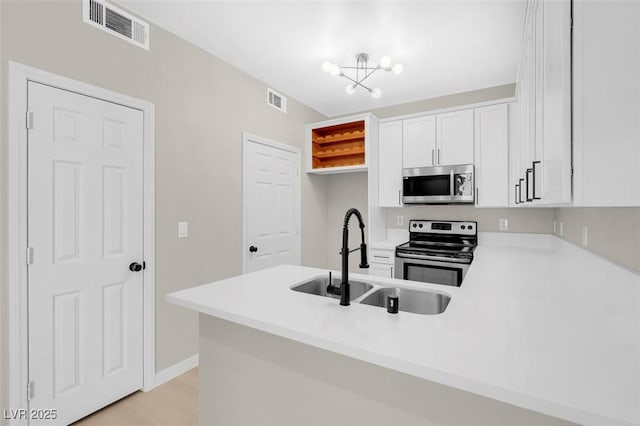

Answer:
[559,222,564,237]
[582,226,588,246]
[178,221,188,238]
[397,215,404,226]
[499,218,508,231]
[553,220,557,234]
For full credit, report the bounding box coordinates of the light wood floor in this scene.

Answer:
[73,368,198,426]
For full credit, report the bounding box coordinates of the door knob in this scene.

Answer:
[249,246,258,253]
[129,262,143,272]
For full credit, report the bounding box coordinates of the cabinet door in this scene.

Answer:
[573,0,640,206]
[402,115,436,168]
[508,102,522,207]
[368,263,394,278]
[541,0,572,204]
[436,109,474,165]
[474,104,509,207]
[378,121,403,207]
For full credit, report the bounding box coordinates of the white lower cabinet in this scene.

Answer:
[368,247,395,278]
[369,263,394,278]
[378,121,403,207]
[474,104,509,207]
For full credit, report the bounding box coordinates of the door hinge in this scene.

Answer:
[27,381,34,400]
[26,247,34,265]
[26,111,34,129]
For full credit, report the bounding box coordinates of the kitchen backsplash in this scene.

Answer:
[554,208,640,274]
[386,206,554,234]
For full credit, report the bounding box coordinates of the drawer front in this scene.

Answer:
[368,263,393,278]
[370,249,395,265]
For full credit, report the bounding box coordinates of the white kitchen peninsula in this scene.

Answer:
[167,234,639,426]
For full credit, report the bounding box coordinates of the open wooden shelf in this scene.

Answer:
[312,130,365,145]
[312,147,365,159]
[311,120,365,170]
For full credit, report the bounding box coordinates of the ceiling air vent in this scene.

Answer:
[267,88,287,113]
[83,0,149,50]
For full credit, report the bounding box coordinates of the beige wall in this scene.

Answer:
[554,208,640,274]
[0,0,328,405]
[387,206,554,234]
[364,83,515,119]
[326,172,370,273]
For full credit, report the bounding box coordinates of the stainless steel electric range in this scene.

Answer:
[395,220,478,287]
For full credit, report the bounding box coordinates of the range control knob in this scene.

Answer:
[418,223,423,228]
[468,225,473,230]
[461,225,466,230]
[412,223,417,228]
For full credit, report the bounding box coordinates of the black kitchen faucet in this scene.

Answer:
[327,208,369,306]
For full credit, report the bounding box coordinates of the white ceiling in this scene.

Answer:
[119,0,526,117]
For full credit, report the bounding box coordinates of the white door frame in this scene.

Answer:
[7,62,156,422]
[241,132,301,273]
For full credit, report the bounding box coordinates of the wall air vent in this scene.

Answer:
[83,0,149,50]
[267,88,287,113]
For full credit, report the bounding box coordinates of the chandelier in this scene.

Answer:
[322,53,403,98]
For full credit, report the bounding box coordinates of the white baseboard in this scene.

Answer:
[153,354,199,388]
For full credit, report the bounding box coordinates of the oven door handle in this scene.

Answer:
[396,252,471,264]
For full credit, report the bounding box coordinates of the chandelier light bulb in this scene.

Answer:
[392,63,404,75]
[321,53,401,96]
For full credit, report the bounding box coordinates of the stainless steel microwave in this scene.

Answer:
[402,164,474,204]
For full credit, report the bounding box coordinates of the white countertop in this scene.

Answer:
[167,233,640,426]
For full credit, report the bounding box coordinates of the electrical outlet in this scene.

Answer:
[397,215,404,226]
[499,218,508,231]
[559,222,564,237]
[582,226,588,246]
[178,221,188,238]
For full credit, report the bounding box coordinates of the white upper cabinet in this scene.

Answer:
[401,110,474,169]
[402,115,436,168]
[572,0,640,206]
[378,121,403,207]
[436,109,474,166]
[474,104,509,207]
[540,0,572,204]
[514,0,571,205]
[378,102,512,209]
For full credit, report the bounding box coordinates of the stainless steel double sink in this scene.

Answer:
[290,276,450,315]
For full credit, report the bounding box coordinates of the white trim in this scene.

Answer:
[153,354,199,388]
[377,97,518,123]
[241,132,301,274]
[7,62,157,422]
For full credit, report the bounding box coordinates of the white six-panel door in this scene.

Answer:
[27,82,144,425]
[244,138,300,273]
